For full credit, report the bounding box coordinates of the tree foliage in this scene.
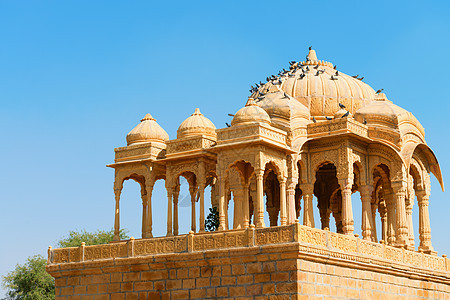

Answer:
[57,228,129,248]
[2,228,129,299]
[2,255,54,300]
[205,207,219,232]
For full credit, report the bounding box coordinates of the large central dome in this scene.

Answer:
[251,49,376,117]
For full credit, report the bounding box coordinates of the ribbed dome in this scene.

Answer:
[257,90,309,121]
[252,49,376,117]
[231,98,271,126]
[126,113,169,146]
[177,108,216,139]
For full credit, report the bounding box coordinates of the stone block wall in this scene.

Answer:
[48,243,450,299]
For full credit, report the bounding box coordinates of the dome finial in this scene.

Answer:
[307,48,317,61]
[246,97,256,106]
[141,113,155,122]
[192,108,202,115]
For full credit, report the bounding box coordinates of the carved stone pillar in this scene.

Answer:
[243,184,250,228]
[286,177,298,224]
[145,183,154,238]
[371,203,378,242]
[300,184,314,228]
[218,175,226,231]
[406,199,414,249]
[392,182,409,247]
[255,169,266,228]
[417,190,434,253]
[279,176,287,226]
[339,178,354,235]
[114,187,122,241]
[360,185,374,240]
[233,188,243,229]
[140,188,148,239]
[226,190,231,230]
[199,183,205,232]
[189,186,196,233]
[379,201,388,243]
[166,187,173,236]
[384,190,396,245]
[173,186,179,236]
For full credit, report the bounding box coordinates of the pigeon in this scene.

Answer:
[309,46,312,50]
[376,89,384,94]
[306,66,310,71]
[228,113,235,117]
[363,119,367,125]
[357,77,364,81]
[289,61,296,66]
[298,73,305,79]
[339,103,346,109]
[334,65,337,70]
[352,75,359,78]
[330,75,338,80]
[226,122,231,127]
[341,111,350,118]
[283,92,289,98]
[335,71,339,76]
[325,116,332,120]
[312,117,317,123]
[314,64,320,69]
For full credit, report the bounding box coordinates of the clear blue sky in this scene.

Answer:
[1,1,449,295]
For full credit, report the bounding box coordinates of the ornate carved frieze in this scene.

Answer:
[307,118,368,139]
[115,143,166,162]
[134,236,187,256]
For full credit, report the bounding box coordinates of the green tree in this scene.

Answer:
[1,255,54,300]
[2,228,129,299]
[57,228,129,248]
[205,207,219,232]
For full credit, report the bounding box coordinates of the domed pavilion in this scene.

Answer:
[108,48,444,254]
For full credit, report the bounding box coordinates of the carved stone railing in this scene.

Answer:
[48,222,449,274]
[216,123,287,147]
[114,142,166,163]
[307,118,368,139]
[166,136,216,155]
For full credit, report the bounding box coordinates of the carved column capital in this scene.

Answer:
[255,168,265,178]
[286,177,298,191]
[299,183,314,195]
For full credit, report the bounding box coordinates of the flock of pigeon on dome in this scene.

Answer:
[235,46,382,126]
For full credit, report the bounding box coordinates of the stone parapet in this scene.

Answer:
[48,223,449,276]
[307,117,368,139]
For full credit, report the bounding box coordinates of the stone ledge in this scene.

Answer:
[48,223,449,277]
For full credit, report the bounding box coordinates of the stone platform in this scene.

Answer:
[47,223,450,299]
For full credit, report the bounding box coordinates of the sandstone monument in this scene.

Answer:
[47,49,449,299]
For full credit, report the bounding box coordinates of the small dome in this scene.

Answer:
[257,90,309,121]
[354,93,425,140]
[231,98,271,126]
[126,113,169,146]
[177,108,216,139]
[354,93,408,121]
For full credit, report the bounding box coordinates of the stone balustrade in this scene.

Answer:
[48,223,448,275]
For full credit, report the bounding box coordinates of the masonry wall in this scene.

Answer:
[48,243,450,300]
